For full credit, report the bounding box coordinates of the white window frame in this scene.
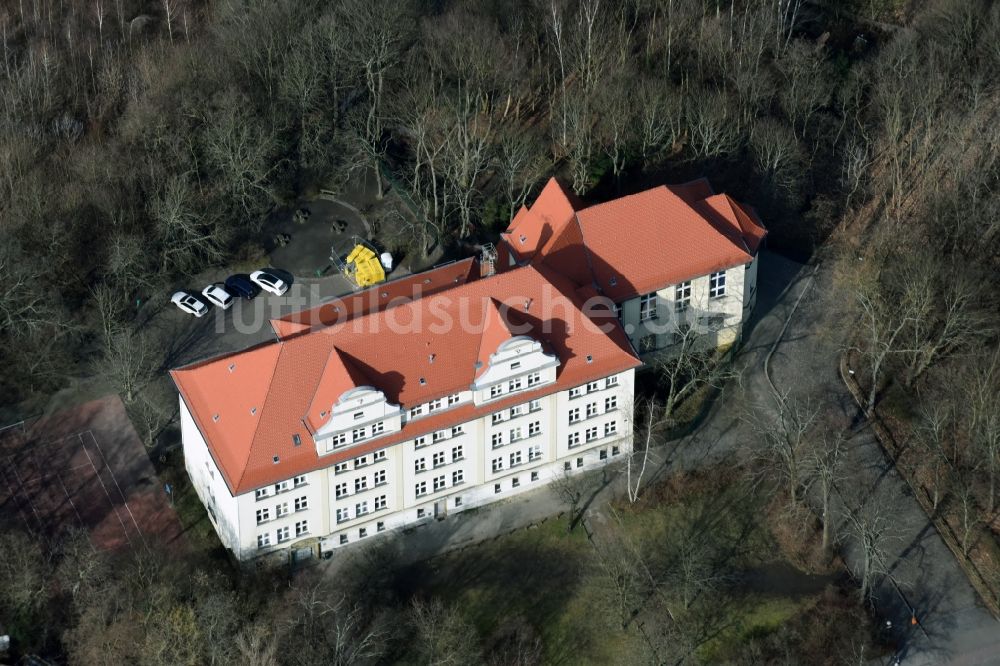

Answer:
[675,281,692,312]
[709,270,727,298]
[639,293,658,321]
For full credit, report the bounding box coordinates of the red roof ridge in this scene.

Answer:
[303,347,373,433]
[475,298,516,378]
[235,343,288,491]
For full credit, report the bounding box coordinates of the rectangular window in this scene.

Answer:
[432,451,445,467]
[605,396,617,411]
[433,475,446,491]
[564,461,572,471]
[277,526,290,542]
[293,475,307,487]
[490,385,503,398]
[255,488,269,500]
[274,481,289,493]
[417,508,427,518]
[410,405,424,418]
[606,375,619,388]
[294,496,308,511]
[414,458,426,473]
[494,483,502,494]
[531,471,539,481]
[529,399,541,412]
[432,430,446,443]
[352,427,367,441]
[257,533,271,548]
[354,477,367,493]
[569,386,583,399]
[605,421,617,437]
[256,508,270,524]
[639,293,658,321]
[492,412,504,425]
[528,421,541,437]
[510,450,522,467]
[373,450,386,462]
[295,520,309,537]
[448,393,461,405]
[340,534,348,545]
[415,481,427,497]
[511,404,524,417]
[354,456,369,468]
[511,361,521,370]
[675,281,692,312]
[587,381,600,392]
[527,372,541,386]
[377,521,385,532]
[451,425,464,437]
[374,469,386,485]
[509,377,523,392]
[353,411,364,420]
[709,270,727,298]
[454,496,463,507]
[428,398,443,412]
[359,527,367,538]
[586,426,599,442]
[334,462,349,474]
[568,408,580,424]
[356,501,368,516]
[337,508,350,523]
[453,469,464,485]
[335,482,348,499]
[512,477,520,488]
[414,436,426,448]
[586,402,598,418]
[372,421,385,435]
[600,449,608,460]
[275,502,289,517]
[329,432,347,450]
[452,445,464,461]
[576,457,584,468]
[375,495,387,510]
[528,445,542,461]
[612,445,621,456]
[510,427,523,442]
[492,457,504,473]
[492,432,503,448]
[568,432,580,448]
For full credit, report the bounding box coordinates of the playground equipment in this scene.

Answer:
[333,237,386,288]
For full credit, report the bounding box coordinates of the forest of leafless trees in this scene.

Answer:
[2,0,999,662]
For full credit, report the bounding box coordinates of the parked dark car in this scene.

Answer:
[225,274,261,299]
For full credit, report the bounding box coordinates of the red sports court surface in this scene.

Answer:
[0,395,184,552]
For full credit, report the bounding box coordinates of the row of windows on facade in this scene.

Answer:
[335,467,389,498]
[415,468,466,497]
[567,395,617,425]
[269,445,627,551]
[491,399,542,425]
[254,474,308,501]
[332,449,387,474]
[257,519,310,548]
[415,444,465,473]
[491,444,543,472]
[567,420,618,448]
[256,494,309,524]
[491,421,542,449]
[336,494,389,524]
[620,271,727,324]
[568,375,619,399]
[489,371,543,399]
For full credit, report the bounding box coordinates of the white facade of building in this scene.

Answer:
[182,353,635,561]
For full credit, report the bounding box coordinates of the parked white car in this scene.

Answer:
[250,269,289,296]
[171,291,208,317]
[201,283,235,310]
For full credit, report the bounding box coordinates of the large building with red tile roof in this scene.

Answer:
[172,177,763,561]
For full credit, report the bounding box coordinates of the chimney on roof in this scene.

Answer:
[228,363,236,372]
[524,299,532,311]
[480,243,497,277]
[429,353,435,364]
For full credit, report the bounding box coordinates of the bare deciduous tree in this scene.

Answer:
[845,504,895,603]
[809,430,847,551]
[748,390,819,511]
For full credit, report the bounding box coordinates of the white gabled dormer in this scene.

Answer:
[312,386,402,456]
[305,347,402,455]
[472,336,559,405]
